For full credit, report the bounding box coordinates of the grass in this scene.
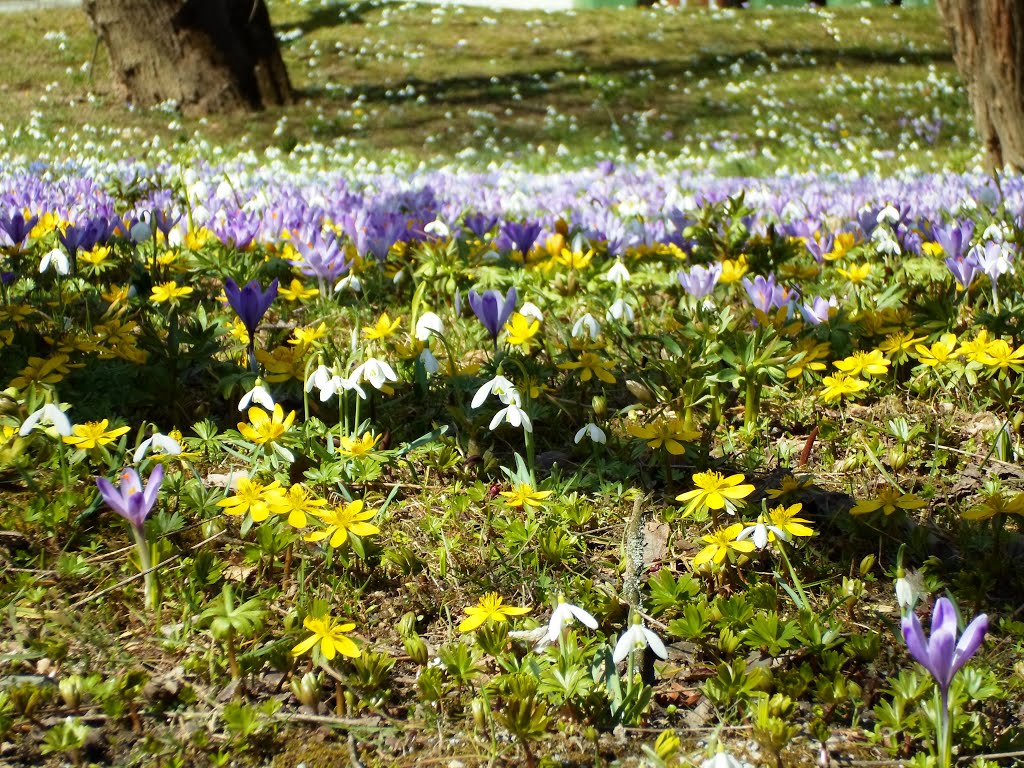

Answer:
[0,0,975,173]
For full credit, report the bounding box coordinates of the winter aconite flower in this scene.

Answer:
[558,352,616,384]
[914,333,958,368]
[238,405,295,445]
[278,484,327,528]
[292,614,360,660]
[693,523,756,567]
[819,373,870,404]
[676,471,755,517]
[850,488,926,516]
[305,500,379,548]
[363,312,401,341]
[150,281,193,304]
[217,477,288,522]
[503,312,540,348]
[458,593,531,633]
[63,420,131,450]
[500,484,553,510]
[628,418,700,456]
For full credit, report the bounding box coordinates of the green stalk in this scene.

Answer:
[131,524,158,612]
[744,374,761,429]
[775,542,811,614]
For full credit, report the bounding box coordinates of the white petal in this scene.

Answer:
[133,437,154,463]
[569,604,598,629]
[643,627,668,659]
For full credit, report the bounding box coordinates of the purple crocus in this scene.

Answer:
[933,220,974,261]
[468,287,517,345]
[501,221,543,256]
[800,295,837,325]
[224,277,279,340]
[903,597,987,696]
[742,274,785,313]
[677,263,722,299]
[96,465,164,609]
[0,210,38,250]
[945,254,981,291]
[96,464,164,534]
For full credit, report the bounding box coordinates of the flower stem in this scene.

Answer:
[132,524,158,612]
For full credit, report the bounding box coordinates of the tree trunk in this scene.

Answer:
[83,0,293,116]
[936,0,1024,170]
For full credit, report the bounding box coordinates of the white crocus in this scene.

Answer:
[414,311,445,341]
[471,375,517,409]
[604,260,631,285]
[238,382,274,412]
[133,432,182,463]
[574,423,607,444]
[613,619,667,664]
[572,312,601,340]
[606,298,635,323]
[545,599,598,645]
[40,248,69,275]
[19,403,72,437]
[351,357,398,391]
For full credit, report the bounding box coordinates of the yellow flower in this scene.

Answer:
[819,373,869,403]
[458,593,531,633]
[676,471,755,516]
[237,404,295,445]
[825,232,857,261]
[102,284,131,307]
[338,432,382,457]
[10,354,74,389]
[184,227,213,250]
[850,488,926,516]
[292,614,360,660]
[278,278,319,302]
[628,418,700,456]
[558,352,616,384]
[836,263,873,283]
[956,330,993,364]
[500,484,553,509]
[556,247,594,270]
[503,313,540,348]
[913,333,958,367]
[977,339,1024,374]
[767,503,815,538]
[79,245,112,269]
[363,313,401,341]
[0,304,35,325]
[63,419,131,449]
[150,281,194,303]
[766,475,815,499]
[693,524,755,567]
[786,341,830,379]
[719,256,748,283]
[963,491,1024,521]
[290,322,327,347]
[305,499,379,548]
[920,241,945,258]
[833,350,890,378]
[226,318,250,346]
[217,476,288,522]
[878,330,926,357]
[278,484,327,528]
[255,344,309,383]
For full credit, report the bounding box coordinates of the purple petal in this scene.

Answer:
[950,613,988,678]
[96,476,130,518]
[143,463,164,510]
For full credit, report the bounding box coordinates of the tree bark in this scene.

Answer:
[83,0,293,116]
[936,0,1024,170]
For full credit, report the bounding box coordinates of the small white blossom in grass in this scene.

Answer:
[574,422,606,444]
[424,218,450,239]
[19,403,71,437]
[238,380,274,411]
[419,348,440,375]
[519,301,543,323]
[133,432,182,463]
[545,598,598,645]
[895,568,926,616]
[414,311,444,341]
[351,357,398,391]
[572,312,601,340]
[489,390,532,433]
[606,298,634,323]
[471,375,517,408]
[40,248,69,275]
[613,618,667,664]
[604,260,631,285]
[736,519,787,550]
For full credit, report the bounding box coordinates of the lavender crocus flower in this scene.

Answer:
[902,596,987,753]
[468,287,517,344]
[945,254,980,291]
[501,221,543,256]
[677,263,722,299]
[742,274,785,313]
[0,211,38,250]
[932,220,974,260]
[800,295,837,325]
[96,465,165,534]
[96,465,164,609]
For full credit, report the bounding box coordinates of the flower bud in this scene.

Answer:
[592,395,607,418]
[404,635,429,666]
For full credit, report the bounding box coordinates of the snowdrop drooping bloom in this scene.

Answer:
[604,260,631,285]
[519,301,544,323]
[414,311,445,341]
[419,348,440,375]
[350,357,398,391]
[612,618,668,664]
[471,375,517,409]
[572,312,601,340]
[19,403,72,437]
[606,298,635,323]
[133,432,182,463]
[736,519,787,550]
[238,380,274,412]
[574,422,607,444]
[40,248,69,275]
[541,598,598,647]
[489,388,532,433]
